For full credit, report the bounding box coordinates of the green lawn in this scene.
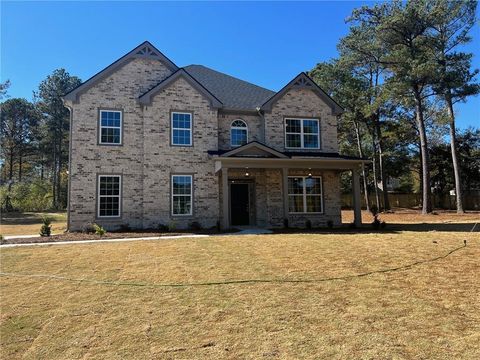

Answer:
[1,230,479,359]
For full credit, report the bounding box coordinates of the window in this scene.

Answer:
[288,176,323,213]
[98,175,121,217]
[231,119,248,147]
[99,110,122,145]
[171,175,193,215]
[171,112,192,146]
[285,118,320,149]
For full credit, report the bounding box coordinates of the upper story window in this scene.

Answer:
[171,112,192,146]
[171,175,193,216]
[98,175,122,218]
[285,118,320,149]
[231,119,248,147]
[99,110,122,145]
[288,176,323,213]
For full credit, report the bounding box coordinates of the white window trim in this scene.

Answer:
[99,110,122,145]
[171,112,192,146]
[285,118,320,150]
[288,176,323,214]
[230,119,249,147]
[97,175,122,218]
[171,174,193,216]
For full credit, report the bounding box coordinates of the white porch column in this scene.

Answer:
[352,167,362,227]
[282,168,289,218]
[222,167,229,229]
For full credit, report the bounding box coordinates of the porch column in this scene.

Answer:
[352,167,362,227]
[222,167,229,229]
[282,168,289,218]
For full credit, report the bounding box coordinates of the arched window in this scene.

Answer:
[231,119,248,147]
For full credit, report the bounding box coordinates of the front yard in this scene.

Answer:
[1,229,479,358]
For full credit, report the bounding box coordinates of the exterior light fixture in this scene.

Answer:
[245,167,250,177]
[308,168,312,178]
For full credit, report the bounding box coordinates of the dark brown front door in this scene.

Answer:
[230,183,250,226]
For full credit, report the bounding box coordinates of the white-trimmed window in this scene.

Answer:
[231,119,248,147]
[285,118,320,149]
[98,175,121,217]
[171,175,193,215]
[99,110,122,144]
[171,112,192,146]
[288,176,323,213]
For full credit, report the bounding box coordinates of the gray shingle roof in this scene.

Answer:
[184,65,275,111]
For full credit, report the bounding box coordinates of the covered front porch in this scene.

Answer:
[212,143,365,230]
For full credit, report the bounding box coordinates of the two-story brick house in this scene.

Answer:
[63,41,365,231]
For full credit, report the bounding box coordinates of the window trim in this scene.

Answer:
[171,174,193,216]
[288,176,323,214]
[98,109,123,146]
[97,174,122,218]
[230,119,249,147]
[171,111,193,147]
[284,117,320,150]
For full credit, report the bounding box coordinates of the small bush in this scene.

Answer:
[168,221,177,232]
[0,234,5,244]
[119,223,131,232]
[92,223,106,236]
[189,221,202,231]
[158,223,169,232]
[283,218,289,229]
[39,216,52,237]
[371,217,381,230]
[305,219,312,230]
[82,223,96,234]
[327,220,334,229]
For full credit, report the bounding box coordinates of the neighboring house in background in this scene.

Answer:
[63,41,365,231]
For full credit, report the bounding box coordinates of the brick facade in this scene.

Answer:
[67,54,345,231]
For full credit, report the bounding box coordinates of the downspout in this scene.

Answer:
[256,107,266,143]
[63,101,73,232]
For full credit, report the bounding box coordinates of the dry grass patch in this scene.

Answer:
[1,231,479,359]
[1,212,67,236]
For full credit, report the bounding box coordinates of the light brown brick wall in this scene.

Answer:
[217,113,263,149]
[264,88,338,153]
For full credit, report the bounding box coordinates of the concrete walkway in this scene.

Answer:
[0,234,210,248]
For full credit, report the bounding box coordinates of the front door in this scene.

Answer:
[230,183,250,226]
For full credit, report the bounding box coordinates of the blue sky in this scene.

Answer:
[2,1,479,129]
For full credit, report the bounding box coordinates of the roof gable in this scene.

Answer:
[63,41,178,103]
[260,72,344,115]
[221,142,288,158]
[138,69,223,108]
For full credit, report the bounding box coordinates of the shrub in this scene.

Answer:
[39,216,52,237]
[157,223,169,232]
[119,223,131,232]
[305,219,312,230]
[189,221,202,231]
[1,180,54,212]
[371,217,381,230]
[327,220,334,229]
[82,223,96,234]
[92,223,106,236]
[168,221,177,232]
[283,218,289,229]
[0,234,5,244]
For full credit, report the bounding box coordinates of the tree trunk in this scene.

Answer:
[414,92,432,214]
[375,114,390,211]
[57,134,62,209]
[52,138,57,209]
[18,152,22,182]
[353,120,370,211]
[445,93,464,213]
[8,149,14,181]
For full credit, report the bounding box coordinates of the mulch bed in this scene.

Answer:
[2,229,238,245]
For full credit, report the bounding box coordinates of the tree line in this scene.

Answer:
[309,0,479,213]
[1,0,479,214]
